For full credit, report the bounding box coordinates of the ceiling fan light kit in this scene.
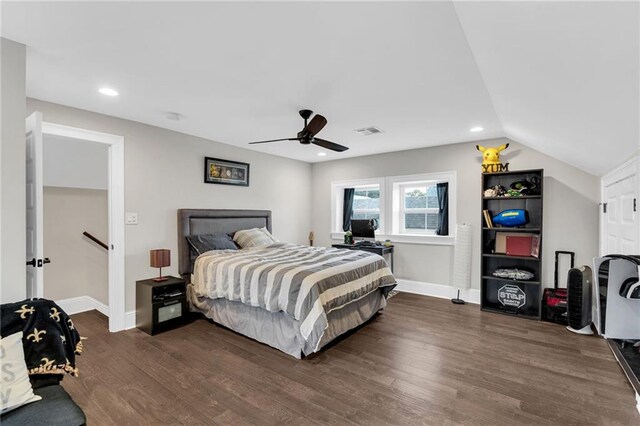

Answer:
[249,109,349,152]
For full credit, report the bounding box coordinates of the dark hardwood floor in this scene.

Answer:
[65,293,639,425]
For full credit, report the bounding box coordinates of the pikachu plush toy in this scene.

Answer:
[476,143,509,173]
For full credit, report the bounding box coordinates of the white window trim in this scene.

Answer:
[331,177,386,236]
[330,171,456,246]
[388,171,456,244]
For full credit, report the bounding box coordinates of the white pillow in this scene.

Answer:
[233,227,277,248]
[260,227,278,243]
[1,332,42,414]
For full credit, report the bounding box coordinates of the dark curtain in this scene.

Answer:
[436,182,449,236]
[342,188,355,232]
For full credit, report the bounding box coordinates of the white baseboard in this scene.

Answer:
[636,392,639,415]
[124,310,136,330]
[56,296,136,331]
[56,295,109,317]
[395,279,480,304]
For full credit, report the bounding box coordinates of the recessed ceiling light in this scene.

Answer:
[99,87,118,97]
[470,126,484,132]
[317,152,327,157]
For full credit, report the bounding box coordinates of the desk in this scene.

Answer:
[332,243,394,272]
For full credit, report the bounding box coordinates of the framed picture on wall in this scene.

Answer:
[204,157,250,186]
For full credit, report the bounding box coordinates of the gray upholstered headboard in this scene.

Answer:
[177,209,272,280]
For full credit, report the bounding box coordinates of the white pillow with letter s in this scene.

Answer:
[1,332,41,414]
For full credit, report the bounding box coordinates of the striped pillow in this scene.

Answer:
[233,227,277,248]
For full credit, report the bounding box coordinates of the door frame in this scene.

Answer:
[26,112,44,299]
[600,155,639,256]
[41,121,126,332]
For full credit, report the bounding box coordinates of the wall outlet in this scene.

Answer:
[125,212,138,225]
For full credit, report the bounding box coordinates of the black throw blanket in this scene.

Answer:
[1,299,83,376]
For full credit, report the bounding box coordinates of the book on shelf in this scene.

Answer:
[500,233,540,258]
[483,210,493,228]
[505,235,532,257]
[496,232,533,253]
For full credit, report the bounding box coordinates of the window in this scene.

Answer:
[331,177,385,235]
[389,172,454,240]
[331,172,455,245]
[352,186,380,222]
[400,183,439,234]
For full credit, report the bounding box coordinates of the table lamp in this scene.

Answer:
[150,249,170,282]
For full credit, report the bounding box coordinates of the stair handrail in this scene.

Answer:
[83,231,109,250]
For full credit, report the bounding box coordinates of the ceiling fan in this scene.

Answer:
[249,109,349,152]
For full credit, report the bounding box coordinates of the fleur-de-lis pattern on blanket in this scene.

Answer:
[50,307,61,322]
[1,299,84,376]
[27,328,46,343]
[15,304,35,319]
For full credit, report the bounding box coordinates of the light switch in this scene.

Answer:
[125,212,138,225]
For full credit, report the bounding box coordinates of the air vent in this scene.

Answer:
[354,127,383,136]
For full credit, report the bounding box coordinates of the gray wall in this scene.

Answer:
[44,187,108,304]
[1,38,26,303]
[23,98,599,308]
[311,139,600,289]
[28,98,312,311]
[44,134,109,190]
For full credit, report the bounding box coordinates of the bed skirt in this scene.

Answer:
[188,284,387,358]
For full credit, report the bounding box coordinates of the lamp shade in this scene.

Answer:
[150,249,170,268]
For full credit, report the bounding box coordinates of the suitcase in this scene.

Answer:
[542,251,575,324]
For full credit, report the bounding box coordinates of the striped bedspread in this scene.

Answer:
[191,243,396,351]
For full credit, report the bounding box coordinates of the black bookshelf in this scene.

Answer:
[480,169,544,320]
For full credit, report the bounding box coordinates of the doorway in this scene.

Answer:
[26,112,126,331]
[44,135,109,320]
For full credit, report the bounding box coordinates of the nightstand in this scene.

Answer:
[136,276,187,335]
[332,243,394,272]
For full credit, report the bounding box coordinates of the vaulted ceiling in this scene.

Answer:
[2,1,638,175]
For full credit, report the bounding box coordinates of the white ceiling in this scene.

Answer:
[2,1,638,175]
[454,1,639,176]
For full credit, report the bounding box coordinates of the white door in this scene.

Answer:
[602,167,637,255]
[26,112,45,298]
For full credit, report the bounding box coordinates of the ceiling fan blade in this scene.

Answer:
[312,138,349,152]
[303,114,327,137]
[249,138,298,144]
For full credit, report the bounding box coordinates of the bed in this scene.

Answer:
[178,209,396,358]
